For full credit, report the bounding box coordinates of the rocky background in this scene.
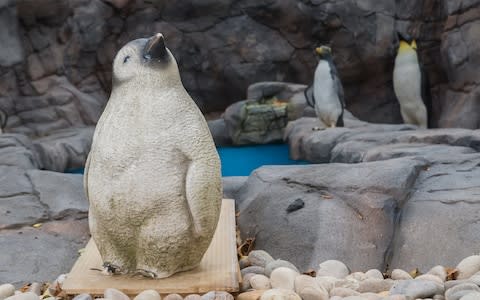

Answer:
[0,0,479,137]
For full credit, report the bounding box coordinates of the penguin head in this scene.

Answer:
[315,46,332,60]
[112,33,180,86]
[396,32,417,54]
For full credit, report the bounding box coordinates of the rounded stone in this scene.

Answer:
[358,292,381,300]
[201,291,233,300]
[260,289,301,300]
[184,295,201,300]
[0,284,15,300]
[104,288,130,300]
[316,260,349,279]
[239,257,252,269]
[428,266,447,282]
[241,266,266,277]
[248,250,274,268]
[346,272,368,282]
[415,274,444,285]
[73,294,93,300]
[329,287,360,297]
[134,290,161,300]
[163,294,183,300]
[4,292,39,300]
[294,275,318,294]
[357,278,394,293]
[390,279,444,299]
[242,273,256,291]
[365,269,383,280]
[460,292,480,300]
[298,286,328,300]
[270,267,299,290]
[28,283,41,296]
[445,282,480,300]
[391,269,413,280]
[315,276,338,292]
[237,290,266,300]
[265,260,299,277]
[457,256,480,280]
[250,274,271,290]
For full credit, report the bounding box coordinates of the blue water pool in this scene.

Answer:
[67,144,307,176]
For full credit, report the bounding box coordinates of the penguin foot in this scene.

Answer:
[132,269,158,279]
[312,127,326,131]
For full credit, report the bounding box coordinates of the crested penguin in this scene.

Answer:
[393,32,430,128]
[304,45,345,128]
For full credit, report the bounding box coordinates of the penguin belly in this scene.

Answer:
[393,52,427,128]
[313,61,343,127]
[87,96,212,277]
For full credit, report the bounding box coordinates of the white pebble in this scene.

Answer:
[365,269,383,280]
[270,267,299,290]
[456,256,480,280]
[0,284,15,300]
[260,289,301,300]
[250,274,271,290]
[317,260,349,279]
[4,292,39,300]
[390,269,412,280]
[134,290,161,300]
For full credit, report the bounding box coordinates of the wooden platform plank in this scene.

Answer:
[63,199,239,296]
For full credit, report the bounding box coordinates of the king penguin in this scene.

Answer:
[84,33,222,278]
[393,32,431,128]
[304,46,345,128]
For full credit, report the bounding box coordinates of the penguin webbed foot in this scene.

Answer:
[312,126,326,131]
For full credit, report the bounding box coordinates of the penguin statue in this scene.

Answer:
[393,32,431,128]
[84,33,222,278]
[304,45,345,128]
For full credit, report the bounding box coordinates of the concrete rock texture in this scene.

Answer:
[233,118,480,272]
[0,0,479,135]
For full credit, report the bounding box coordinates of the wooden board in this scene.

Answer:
[63,199,239,296]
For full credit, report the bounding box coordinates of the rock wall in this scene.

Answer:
[0,0,478,136]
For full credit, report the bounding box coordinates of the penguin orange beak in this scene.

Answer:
[315,47,323,55]
[143,33,168,60]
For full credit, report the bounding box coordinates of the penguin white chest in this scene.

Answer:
[393,51,427,128]
[313,61,342,126]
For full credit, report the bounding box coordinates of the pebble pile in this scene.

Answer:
[3,252,480,300]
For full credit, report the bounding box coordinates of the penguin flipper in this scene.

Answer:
[304,84,316,108]
[331,66,346,108]
[83,153,91,201]
[185,157,221,238]
[420,64,432,128]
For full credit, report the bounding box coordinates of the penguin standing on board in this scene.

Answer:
[393,32,431,128]
[304,45,345,128]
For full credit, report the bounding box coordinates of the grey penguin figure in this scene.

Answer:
[84,33,222,278]
[393,33,430,128]
[304,45,345,128]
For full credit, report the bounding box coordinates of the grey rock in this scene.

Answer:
[239,257,251,269]
[270,267,298,290]
[0,220,89,287]
[208,119,232,146]
[184,295,201,300]
[265,260,300,277]
[201,291,233,300]
[364,269,384,280]
[248,250,275,268]
[237,158,424,271]
[0,284,15,300]
[222,176,247,200]
[72,294,93,300]
[390,280,444,299]
[0,1,23,67]
[460,292,480,300]
[27,170,87,220]
[241,266,266,277]
[357,278,394,293]
[391,269,412,281]
[0,134,40,169]
[260,289,301,300]
[317,260,349,279]
[445,283,480,300]
[249,274,271,290]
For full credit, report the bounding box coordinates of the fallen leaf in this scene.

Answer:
[446,267,458,281]
[409,268,421,278]
[33,223,42,228]
[303,269,316,277]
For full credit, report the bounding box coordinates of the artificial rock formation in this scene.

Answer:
[0,0,479,135]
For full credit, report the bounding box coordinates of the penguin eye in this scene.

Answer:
[123,56,130,64]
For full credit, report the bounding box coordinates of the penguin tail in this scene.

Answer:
[336,110,344,127]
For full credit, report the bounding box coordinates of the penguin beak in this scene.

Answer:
[411,40,417,50]
[143,33,168,61]
[315,47,323,55]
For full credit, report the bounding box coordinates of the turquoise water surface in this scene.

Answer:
[68,144,307,176]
